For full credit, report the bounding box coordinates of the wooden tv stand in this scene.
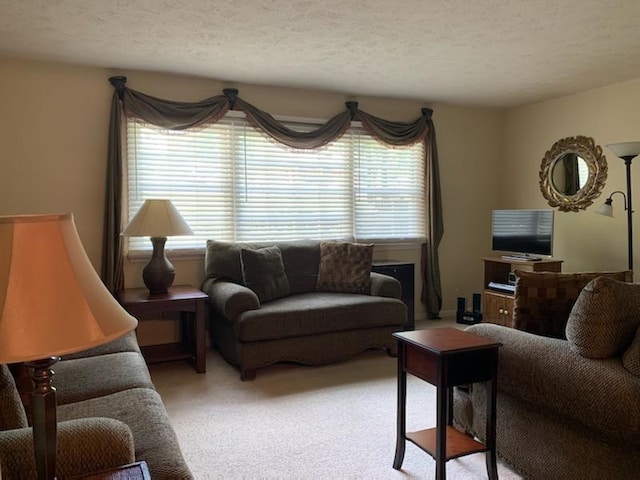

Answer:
[482,257,563,326]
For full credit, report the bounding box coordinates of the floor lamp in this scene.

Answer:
[0,214,138,480]
[595,142,640,271]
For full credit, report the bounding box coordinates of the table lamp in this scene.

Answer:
[121,199,194,294]
[0,213,138,480]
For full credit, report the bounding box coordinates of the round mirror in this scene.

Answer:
[540,136,607,212]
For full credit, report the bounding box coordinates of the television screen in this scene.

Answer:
[492,209,554,257]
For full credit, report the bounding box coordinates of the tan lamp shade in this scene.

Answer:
[0,213,138,364]
[121,199,194,237]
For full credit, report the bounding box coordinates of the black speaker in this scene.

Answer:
[457,294,483,324]
[472,293,482,314]
[456,297,466,323]
[457,297,466,312]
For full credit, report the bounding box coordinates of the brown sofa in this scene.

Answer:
[202,240,408,380]
[455,273,640,479]
[0,333,193,479]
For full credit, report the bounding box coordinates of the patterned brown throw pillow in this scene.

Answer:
[513,270,633,339]
[316,241,374,294]
[566,277,640,358]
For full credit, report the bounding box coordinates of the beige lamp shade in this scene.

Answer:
[0,213,138,364]
[121,199,194,237]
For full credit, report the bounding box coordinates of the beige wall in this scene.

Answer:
[1,55,502,344]
[502,78,640,273]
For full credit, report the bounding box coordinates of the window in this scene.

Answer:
[125,113,426,255]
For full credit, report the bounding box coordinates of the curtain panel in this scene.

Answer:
[104,76,444,318]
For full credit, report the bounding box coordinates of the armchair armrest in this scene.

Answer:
[0,417,135,478]
[370,272,402,299]
[201,278,260,319]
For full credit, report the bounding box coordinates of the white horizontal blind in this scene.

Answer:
[235,121,353,242]
[125,115,425,255]
[353,132,426,241]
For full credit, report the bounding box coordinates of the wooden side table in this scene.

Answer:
[118,285,208,373]
[393,328,501,480]
[74,461,150,479]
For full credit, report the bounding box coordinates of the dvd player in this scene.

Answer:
[488,281,516,293]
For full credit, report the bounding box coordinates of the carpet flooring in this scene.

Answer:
[149,325,524,479]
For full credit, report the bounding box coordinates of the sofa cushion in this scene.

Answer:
[566,277,640,358]
[240,245,290,302]
[58,387,192,479]
[0,364,28,430]
[513,270,633,339]
[277,241,321,294]
[232,292,406,342]
[54,352,155,405]
[316,241,373,294]
[205,240,321,294]
[623,327,640,376]
[205,240,245,283]
[61,331,141,360]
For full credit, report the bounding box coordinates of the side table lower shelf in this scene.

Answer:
[406,426,487,461]
[140,343,195,365]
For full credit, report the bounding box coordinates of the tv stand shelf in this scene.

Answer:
[482,257,563,327]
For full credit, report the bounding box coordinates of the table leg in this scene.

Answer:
[393,342,406,469]
[436,382,447,480]
[485,352,498,479]
[180,312,192,350]
[446,387,454,425]
[194,301,206,373]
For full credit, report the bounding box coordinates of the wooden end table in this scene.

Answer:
[392,327,501,480]
[74,461,150,479]
[118,285,208,373]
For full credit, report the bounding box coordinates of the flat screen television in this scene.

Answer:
[491,209,554,258]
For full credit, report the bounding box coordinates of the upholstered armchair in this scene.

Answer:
[511,269,633,338]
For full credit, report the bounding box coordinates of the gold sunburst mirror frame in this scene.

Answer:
[539,135,608,212]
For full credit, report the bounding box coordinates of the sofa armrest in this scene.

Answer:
[0,417,135,478]
[202,278,261,319]
[370,272,402,299]
[465,323,640,442]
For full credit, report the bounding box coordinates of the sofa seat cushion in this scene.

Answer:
[54,352,154,405]
[466,323,640,443]
[231,292,406,342]
[58,387,192,480]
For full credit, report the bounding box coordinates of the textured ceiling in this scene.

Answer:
[2,0,640,107]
